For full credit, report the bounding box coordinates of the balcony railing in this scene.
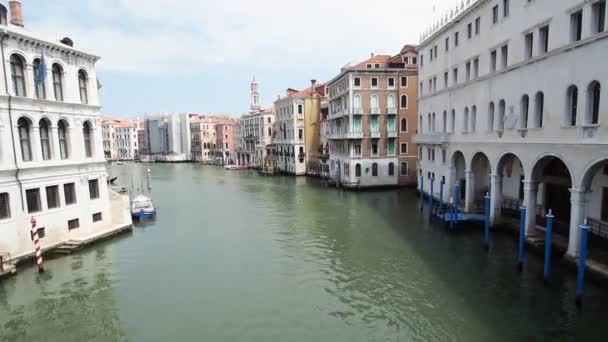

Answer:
[413,133,449,145]
[370,107,380,115]
[386,107,397,115]
[387,131,398,138]
[353,107,363,115]
[370,131,381,139]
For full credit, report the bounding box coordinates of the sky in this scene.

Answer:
[25,0,458,118]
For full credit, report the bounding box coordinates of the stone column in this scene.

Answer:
[29,125,42,162]
[464,169,474,212]
[567,189,589,257]
[446,166,456,203]
[523,180,539,236]
[50,125,60,160]
[489,174,502,224]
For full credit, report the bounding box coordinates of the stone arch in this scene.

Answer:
[450,150,467,202]
[469,151,492,210]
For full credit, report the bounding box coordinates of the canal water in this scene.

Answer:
[1,163,608,342]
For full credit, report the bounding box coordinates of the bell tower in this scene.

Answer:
[250,75,260,111]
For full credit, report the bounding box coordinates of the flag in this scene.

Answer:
[35,50,47,86]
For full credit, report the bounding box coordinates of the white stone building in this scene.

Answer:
[102,117,140,161]
[0,1,131,260]
[141,113,191,162]
[414,0,608,258]
[272,89,308,175]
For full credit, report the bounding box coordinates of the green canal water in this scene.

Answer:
[1,163,608,341]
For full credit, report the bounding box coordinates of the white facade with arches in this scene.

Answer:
[0,7,130,260]
[415,0,608,258]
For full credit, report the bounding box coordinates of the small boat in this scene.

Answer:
[131,195,157,221]
[224,165,248,171]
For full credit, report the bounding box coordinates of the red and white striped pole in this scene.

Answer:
[30,216,44,272]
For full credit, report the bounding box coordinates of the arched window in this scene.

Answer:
[427,113,431,133]
[463,107,469,132]
[442,110,447,133]
[83,121,92,157]
[268,127,272,137]
[387,94,395,109]
[0,4,7,26]
[535,92,544,128]
[372,163,378,176]
[498,100,506,130]
[371,94,379,109]
[432,112,436,133]
[566,85,578,126]
[401,118,408,132]
[355,164,361,177]
[17,118,32,161]
[388,162,395,176]
[401,95,408,109]
[78,69,89,104]
[488,102,495,131]
[589,81,601,125]
[354,94,361,109]
[450,109,456,133]
[39,119,51,160]
[52,64,64,101]
[471,106,477,132]
[520,95,529,129]
[33,58,46,99]
[10,54,26,97]
[58,120,69,159]
[419,115,423,133]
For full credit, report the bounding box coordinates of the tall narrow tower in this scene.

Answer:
[250,75,261,111]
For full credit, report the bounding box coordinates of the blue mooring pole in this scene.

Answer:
[576,220,590,306]
[429,177,435,216]
[484,192,491,251]
[454,184,460,230]
[439,181,444,217]
[420,175,424,211]
[518,206,527,271]
[449,197,455,230]
[543,210,554,282]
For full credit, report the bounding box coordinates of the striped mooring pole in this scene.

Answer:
[517,206,527,272]
[576,220,590,306]
[543,210,555,282]
[30,217,45,273]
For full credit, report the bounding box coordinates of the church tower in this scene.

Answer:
[250,75,261,111]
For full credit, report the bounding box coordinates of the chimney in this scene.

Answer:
[370,53,374,58]
[9,0,23,27]
[311,79,317,98]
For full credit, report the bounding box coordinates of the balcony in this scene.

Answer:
[352,107,363,115]
[370,107,380,115]
[387,131,398,138]
[413,133,450,145]
[386,107,397,115]
[329,131,364,140]
[370,131,381,139]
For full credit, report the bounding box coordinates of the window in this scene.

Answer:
[355,164,361,177]
[372,163,378,177]
[371,78,378,88]
[463,107,470,132]
[445,37,449,51]
[434,45,438,59]
[567,85,579,126]
[354,94,361,109]
[442,150,447,164]
[26,188,41,213]
[500,45,508,68]
[420,55,424,67]
[371,94,379,111]
[412,57,417,65]
[83,121,92,157]
[430,48,433,61]
[475,17,481,35]
[400,76,408,87]
[498,100,506,130]
[387,94,395,109]
[471,106,477,132]
[400,118,408,132]
[525,32,534,60]
[520,95,530,129]
[33,58,46,99]
[0,193,10,219]
[488,102,495,131]
[89,179,99,200]
[354,142,361,156]
[503,0,510,17]
[353,117,362,133]
[371,116,379,132]
[18,117,32,162]
[374,63,380,69]
[593,1,606,34]
[38,119,52,160]
[454,32,459,47]
[490,50,497,72]
[467,23,472,38]
[58,120,69,159]
[46,185,59,209]
[388,77,395,88]
[492,5,499,24]
[371,142,378,156]
[78,69,88,104]
[354,77,361,87]
[451,109,456,133]
[31,227,45,240]
[466,62,471,81]
[64,183,76,205]
[10,54,26,97]
[298,128,303,140]
[400,143,408,155]
[453,67,458,85]
[444,72,448,88]
[297,104,303,114]
[400,162,408,176]
[473,58,479,79]
[442,111,447,133]
[388,139,395,155]
[589,81,601,125]
[571,10,583,42]
[539,26,549,54]
[388,163,395,176]
[68,219,80,230]
[366,64,372,69]
[400,95,408,109]
[535,92,544,128]
[92,212,103,222]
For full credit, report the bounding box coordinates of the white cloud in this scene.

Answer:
[27,0,460,73]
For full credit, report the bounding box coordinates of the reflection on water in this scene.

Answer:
[1,163,608,341]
